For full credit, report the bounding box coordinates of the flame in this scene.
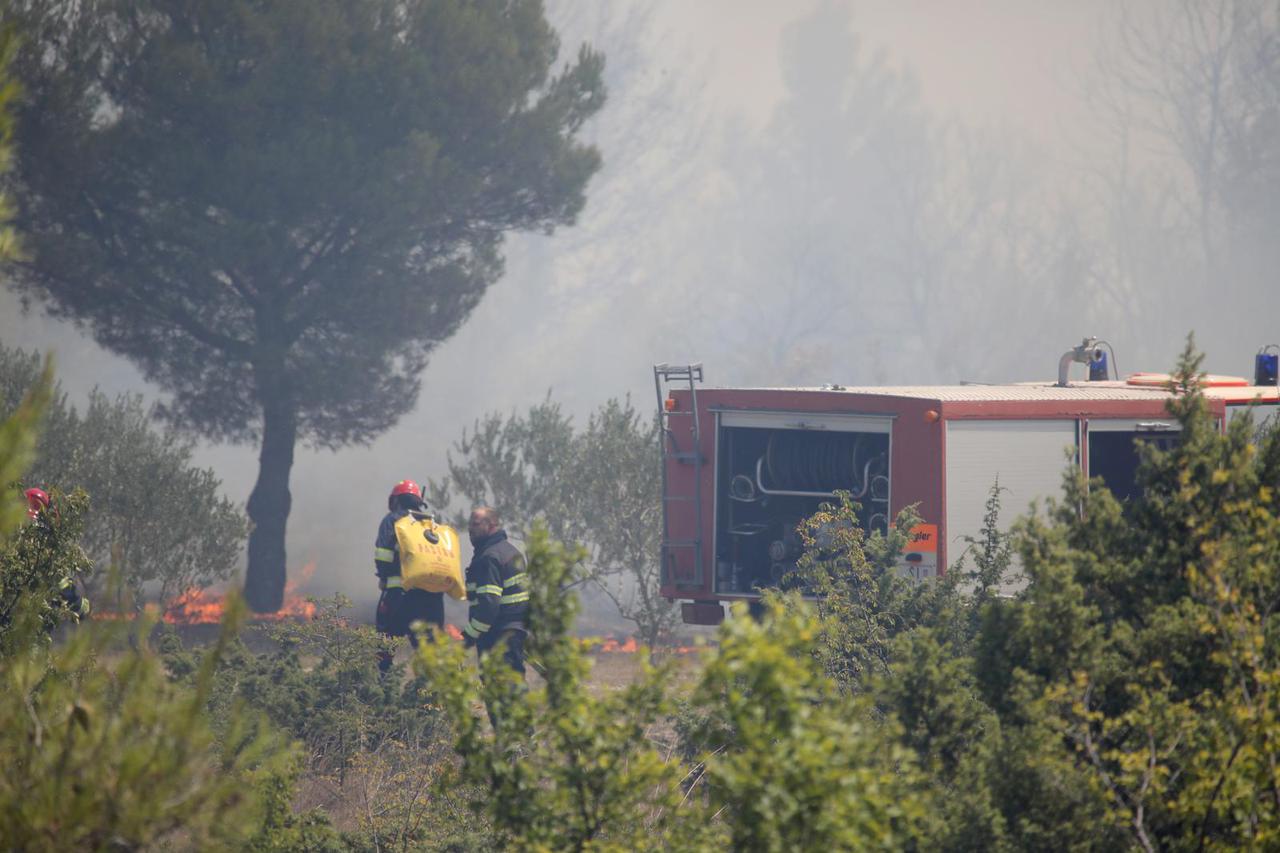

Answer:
[155,561,320,625]
[272,561,319,621]
[444,624,463,641]
[595,636,639,654]
[580,636,701,655]
[163,587,225,625]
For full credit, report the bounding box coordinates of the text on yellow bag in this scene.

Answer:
[393,514,466,600]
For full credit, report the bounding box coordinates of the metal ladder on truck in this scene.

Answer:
[653,363,704,588]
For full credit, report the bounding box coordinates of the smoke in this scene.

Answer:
[2,0,1276,628]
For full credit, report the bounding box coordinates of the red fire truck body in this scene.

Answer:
[656,365,1280,625]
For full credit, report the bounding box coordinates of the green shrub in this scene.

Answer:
[0,597,296,851]
[689,598,926,852]
[418,525,931,851]
[161,595,446,777]
[415,526,710,851]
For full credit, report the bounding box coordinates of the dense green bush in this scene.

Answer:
[416,524,935,851]
[0,602,298,851]
[0,368,326,852]
[984,342,1280,848]
[161,595,445,776]
[776,340,1280,850]
[690,598,926,852]
[162,595,494,851]
[0,364,465,852]
[416,528,713,851]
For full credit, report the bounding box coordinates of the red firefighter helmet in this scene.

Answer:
[24,487,50,520]
[389,480,422,501]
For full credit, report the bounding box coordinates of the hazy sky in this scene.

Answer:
[670,0,1104,143]
[0,0,1261,621]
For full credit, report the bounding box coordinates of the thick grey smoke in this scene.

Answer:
[2,0,1275,625]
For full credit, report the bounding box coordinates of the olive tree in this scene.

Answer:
[0,342,247,601]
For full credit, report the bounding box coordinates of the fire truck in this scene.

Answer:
[655,340,1280,625]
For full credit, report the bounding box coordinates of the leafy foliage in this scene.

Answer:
[690,597,925,852]
[414,526,707,851]
[782,494,924,691]
[777,357,1261,849]
[814,337,1280,851]
[0,347,304,850]
[998,339,1280,849]
[417,523,943,851]
[0,593,298,851]
[426,394,582,542]
[0,341,248,601]
[162,595,443,778]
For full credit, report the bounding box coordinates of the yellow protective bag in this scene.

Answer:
[393,513,466,600]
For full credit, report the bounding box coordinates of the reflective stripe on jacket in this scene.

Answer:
[58,576,90,619]
[374,509,408,583]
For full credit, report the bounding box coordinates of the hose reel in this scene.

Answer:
[753,431,886,500]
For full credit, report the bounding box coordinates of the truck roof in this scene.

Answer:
[711,378,1280,405]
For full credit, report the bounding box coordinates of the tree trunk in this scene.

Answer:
[244,389,297,613]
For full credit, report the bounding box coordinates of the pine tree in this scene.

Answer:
[5,0,606,610]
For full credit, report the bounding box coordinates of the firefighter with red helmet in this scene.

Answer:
[374,479,444,673]
[22,488,91,622]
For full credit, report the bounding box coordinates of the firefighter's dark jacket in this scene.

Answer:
[462,530,528,645]
[373,508,410,588]
[59,575,90,619]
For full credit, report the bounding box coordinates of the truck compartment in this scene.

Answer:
[714,423,890,596]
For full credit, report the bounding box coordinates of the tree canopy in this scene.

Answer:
[3,0,606,610]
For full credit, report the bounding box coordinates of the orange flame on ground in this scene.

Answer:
[579,636,697,655]
[162,588,224,625]
[595,636,639,654]
[159,561,320,625]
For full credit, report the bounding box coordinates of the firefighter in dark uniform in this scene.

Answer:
[461,506,528,675]
[374,479,444,673]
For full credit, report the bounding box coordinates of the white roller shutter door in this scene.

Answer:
[945,420,1078,585]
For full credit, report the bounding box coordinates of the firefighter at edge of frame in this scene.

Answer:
[462,506,529,678]
[24,488,91,623]
[373,479,444,674]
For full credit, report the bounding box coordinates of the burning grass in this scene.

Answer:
[164,561,319,623]
[96,562,321,624]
